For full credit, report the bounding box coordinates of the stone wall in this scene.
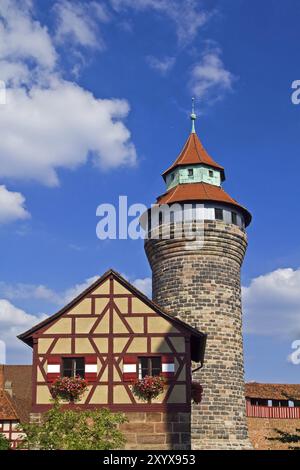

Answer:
[145,220,252,450]
[30,410,190,450]
[248,417,300,450]
[120,412,191,450]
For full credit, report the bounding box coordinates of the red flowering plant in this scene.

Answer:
[132,375,165,403]
[191,382,203,404]
[50,376,88,403]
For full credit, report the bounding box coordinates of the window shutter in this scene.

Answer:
[161,355,175,379]
[84,356,97,382]
[123,356,137,382]
[47,356,61,383]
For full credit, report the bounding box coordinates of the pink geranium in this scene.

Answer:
[50,376,88,402]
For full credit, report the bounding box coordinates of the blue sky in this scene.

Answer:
[0,0,300,383]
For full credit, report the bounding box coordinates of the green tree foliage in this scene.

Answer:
[19,401,126,450]
[0,433,10,450]
[268,428,300,450]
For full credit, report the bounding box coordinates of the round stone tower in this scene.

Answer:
[144,106,252,450]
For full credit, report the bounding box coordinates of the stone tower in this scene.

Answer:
[143,105,252,450]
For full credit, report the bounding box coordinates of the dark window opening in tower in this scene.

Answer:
[158,211,163,239]
[147,211,152,238]
[231,212,237,225]
[171,173,175,181]
[188,169,194,177]
[209,170,213,177]
[215,208,223,220]
[170,212,175,239]
[138,357,162,379]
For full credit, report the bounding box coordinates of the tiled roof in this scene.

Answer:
[162,133,225,180]
[156,182,252,226]
[0,390,18,420]
[0,365,32,423]
[4,365,32,423]
[245,383,300,400]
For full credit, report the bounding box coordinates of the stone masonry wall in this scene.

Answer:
[120,412,191,450]
[248,417,300,450]
[145,220,252,450]
[30,411,190,450]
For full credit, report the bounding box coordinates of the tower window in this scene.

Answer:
[138,357,162,379]
[209,170,214,177]
[171,173,175,181]
[231,212,237,225]
[188,169,194,177]
[62,357,85,378]
[215,208,223,220]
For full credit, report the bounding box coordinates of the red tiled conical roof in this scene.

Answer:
[162,132,225,181]
[156,182,252,226]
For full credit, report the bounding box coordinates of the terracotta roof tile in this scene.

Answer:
[245,383,300,400]
[1,365,32,423]
[0,390,18,420]
[162,133,225,180]
[156,182,252,226]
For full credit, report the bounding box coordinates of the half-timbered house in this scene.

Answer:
[18,269,206,450]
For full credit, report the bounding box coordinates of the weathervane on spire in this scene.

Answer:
[190,97,197,134]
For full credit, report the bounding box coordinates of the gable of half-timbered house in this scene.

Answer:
[19,270,206,414]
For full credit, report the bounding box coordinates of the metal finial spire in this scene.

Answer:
[190,97,197,133]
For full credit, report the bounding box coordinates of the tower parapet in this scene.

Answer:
[144,108,252,449]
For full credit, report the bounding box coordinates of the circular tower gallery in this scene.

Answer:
[144,109,252,450]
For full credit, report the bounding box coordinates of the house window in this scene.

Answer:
[231,212,237,225]
[138,357,162,379]
[188,169,194,177]
[62,357,85,378]
[209,170,214,177]
[272,399,289,407]
[215,208,223,220]
[250,398,268,406]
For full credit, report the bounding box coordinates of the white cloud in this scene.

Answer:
[54,0,110,50]
[243,268,300,338]
[190,49,235,102]
[62,276,99,304]
[132,277,152,298]
[0,275,100,307]
[146,56,175,75]
[121,272,152,297]
[0,0,137,187]
[0,298,47,351]
[0,0,57,86]
[110,0,211,45]
[0,185,30,224]
[0,83,136,185]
